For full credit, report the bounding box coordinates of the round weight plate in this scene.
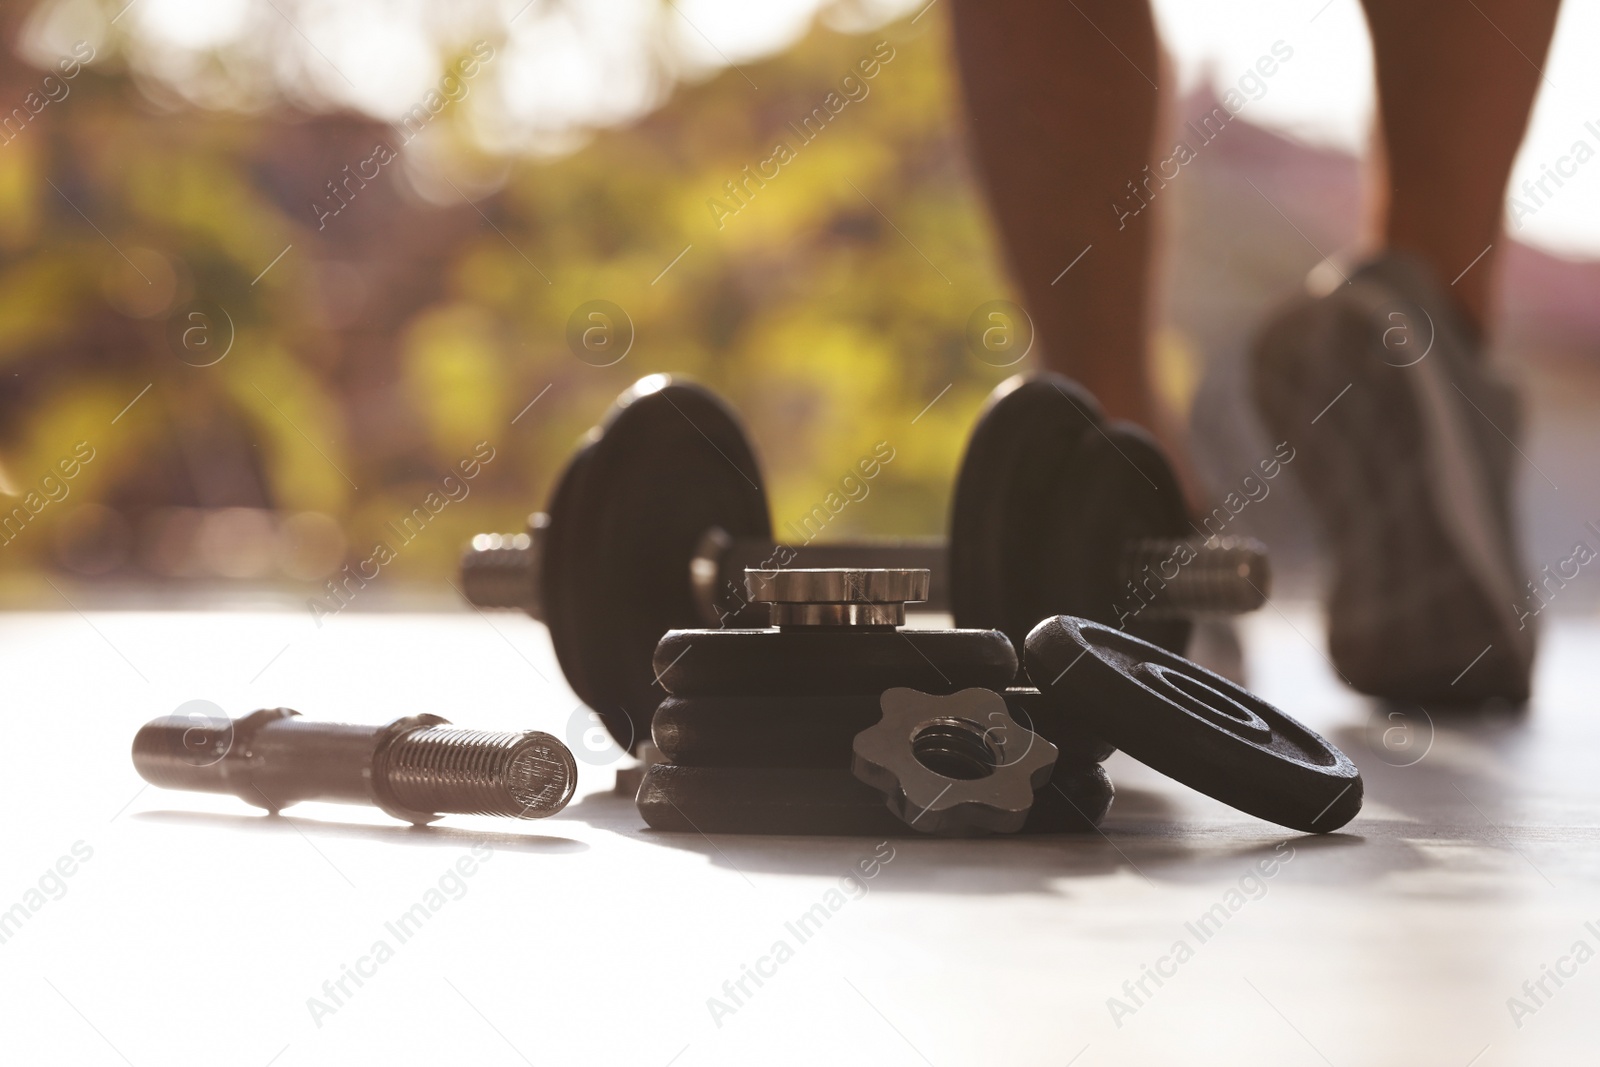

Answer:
[950,373,1102,651]
[636,763,1111,835]
[638,765,907,835]
[1026,616,1363,832]
[651,694,883,768]
[1021,760,1115,834]
[1037,421,1192,653]
[950,374,1193,656]
[542,376,771,753]
[1003,688,1117,765]
[652,627,1018,697]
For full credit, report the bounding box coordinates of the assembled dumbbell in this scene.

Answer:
[636,567,1116,836]
[461,372,1270,751]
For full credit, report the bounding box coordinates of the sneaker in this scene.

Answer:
[1249,251,1534,704]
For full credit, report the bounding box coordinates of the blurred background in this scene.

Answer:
[2,0,1598,612]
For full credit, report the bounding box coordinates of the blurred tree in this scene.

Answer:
[0,3,1022,598]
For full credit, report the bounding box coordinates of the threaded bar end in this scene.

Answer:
[460,532,541,615]
[1119,536,1270,616]
[382,728,577,819]
[131,716,235,792]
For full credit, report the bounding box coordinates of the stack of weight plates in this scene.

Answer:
[634,625,1116,835]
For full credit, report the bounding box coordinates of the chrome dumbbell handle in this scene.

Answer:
[132,708,576,824]
[459,520,545,616]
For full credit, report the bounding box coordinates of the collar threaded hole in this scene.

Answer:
[911,718,998,781]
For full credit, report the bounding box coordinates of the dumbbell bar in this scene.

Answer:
[463,524,1263,622]
[132,708,576,824]
[458,373,1270,753]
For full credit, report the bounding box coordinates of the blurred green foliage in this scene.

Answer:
[0,9,1028,596]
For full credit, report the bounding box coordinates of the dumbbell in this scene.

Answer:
[460,372,1268,752]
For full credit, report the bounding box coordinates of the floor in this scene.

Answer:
[0,604,1595,1066]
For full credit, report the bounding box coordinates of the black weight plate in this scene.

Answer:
[1026,616,1363,832]
[542,377,771,753]
[651,694,883,767]
[950,373,1102,648]
[950,373,1192,656]
[652,690,1113,768]
[1003,688,1117,765]
[638,765,907,835]
[652,627,1018,697]
[1038,421,1191,654]
[1022,761,1116,833]
[637,763,1111,835]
